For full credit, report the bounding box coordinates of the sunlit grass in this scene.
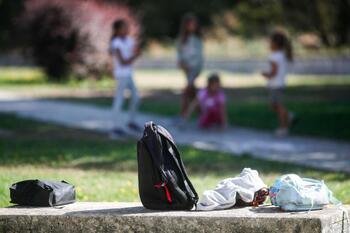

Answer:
[0,67,47,85]
[0,167,139,203]
[1,67,350,91]
[0,113,349,207]
[55,83,350,141]
[1,67,349,140]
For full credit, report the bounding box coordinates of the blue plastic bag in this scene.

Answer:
[269,174,338,211]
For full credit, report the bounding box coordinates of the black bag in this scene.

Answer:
[137,121,198,210]
[10,180,76,207]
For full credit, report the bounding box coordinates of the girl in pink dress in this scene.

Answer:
[183,73,227,129]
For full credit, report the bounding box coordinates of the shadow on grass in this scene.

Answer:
[55,84,350,105]
[53,84,350,141]
[2,131,349,182]
[0,112,349,183]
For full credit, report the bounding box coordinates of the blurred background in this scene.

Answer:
[0,0,349,207]
[1,0,349,77]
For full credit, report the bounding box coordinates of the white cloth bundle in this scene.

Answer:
[197,168,266,211]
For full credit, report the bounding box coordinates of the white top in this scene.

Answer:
[177,35,203,69]
[267,51,288,89]
[111,36,135,78]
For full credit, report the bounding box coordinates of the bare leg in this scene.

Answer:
[181,85,196,117]
[272,103,289,129]
[127,76,140,123]
[180,86,189,117]
[180,68,200,117]
[112,77,128,129]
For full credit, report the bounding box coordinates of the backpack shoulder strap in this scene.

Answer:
[142,122,167,182]
[157,128,199,203]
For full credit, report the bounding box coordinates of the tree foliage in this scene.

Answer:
[122,0,232,39]
[0,0,24,49]
[0,0,348,79]
[282,0,350,46]
[1,0,349,47]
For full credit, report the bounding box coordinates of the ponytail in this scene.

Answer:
[285,38,293,62]
[271,30,293,62]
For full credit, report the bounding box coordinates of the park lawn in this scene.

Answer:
[1,66,349,140]
[57,84,350,141]
[0,113,349,208]
[2,67,350,91]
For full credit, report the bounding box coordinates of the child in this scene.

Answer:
[262,29,295,137]
[177,13,203,118]
[109,19,141,139]
[183,73,227,129]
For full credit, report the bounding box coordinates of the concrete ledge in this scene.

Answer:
[0,202,349,233]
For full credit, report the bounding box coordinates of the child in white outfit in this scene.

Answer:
[177,13,203,119]
[262,29,295,137]
[110,19,141,139]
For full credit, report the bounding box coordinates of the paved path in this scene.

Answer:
[0,95,349,173]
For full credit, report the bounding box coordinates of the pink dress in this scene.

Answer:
[198,88,226,128]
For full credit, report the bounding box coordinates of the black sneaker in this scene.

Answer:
[109,128,127,140]
[128,122,142,132]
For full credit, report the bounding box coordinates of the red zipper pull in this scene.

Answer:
[154,182,172,203]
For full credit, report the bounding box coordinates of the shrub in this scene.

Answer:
[20,0,140,80]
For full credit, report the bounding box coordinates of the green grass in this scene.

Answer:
[0,67,349,205]
[57,84,350,141]
[0,113,349,207]
[2,67,350,90]
[0,67,115,92]
[2,66,349,140]
[0,67,47,86]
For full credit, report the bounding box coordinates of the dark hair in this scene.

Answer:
[111,19,126,41]
[270,30,293,62]
[179,13,201,44]
[207,73,220,86]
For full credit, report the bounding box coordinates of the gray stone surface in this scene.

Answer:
[0,97,349,173]
[0,202,349,233]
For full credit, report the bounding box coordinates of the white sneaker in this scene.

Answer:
[275,128,289,137]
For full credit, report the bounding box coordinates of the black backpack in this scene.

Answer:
[10,180,76,207]
[137,121,198,210]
